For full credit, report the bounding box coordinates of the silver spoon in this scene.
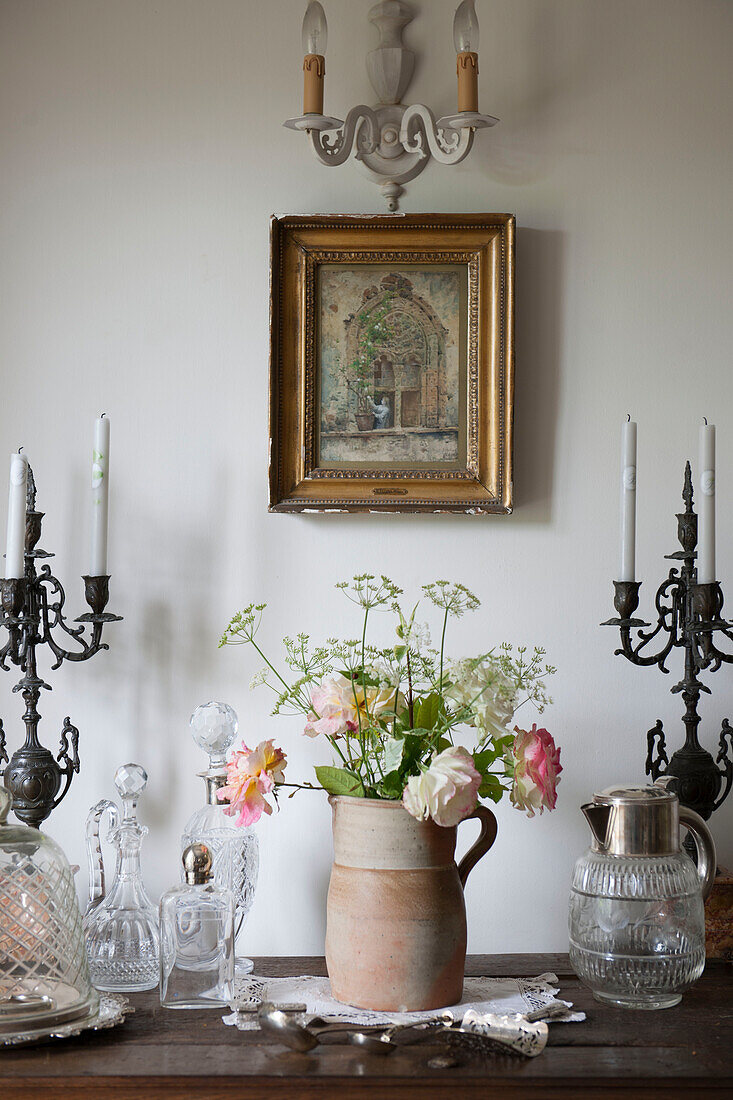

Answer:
[258,1003,451,1055]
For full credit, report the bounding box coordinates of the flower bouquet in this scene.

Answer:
[219,575,560,1011]
[219,575,561,827]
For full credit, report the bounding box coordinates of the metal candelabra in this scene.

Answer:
[0,466,122,827]
[602,462,733,827]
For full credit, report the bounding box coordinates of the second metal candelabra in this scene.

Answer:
[0,466,122,827]
[602,462,733,825]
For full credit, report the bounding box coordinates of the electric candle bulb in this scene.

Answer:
[453,0,479,53]
[302,1,327,55]
[453,0,480,114]
[301,1,328,115]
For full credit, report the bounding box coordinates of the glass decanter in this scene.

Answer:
[0,784,98,1034]
[83,763,160,992]
[569,782,716,1009]
[159,842,235,1008]
[181,702,259,975]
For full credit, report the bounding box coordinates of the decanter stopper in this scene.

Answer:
[183,842,213,885]
[190,701,239,770]
[114,762,148,822]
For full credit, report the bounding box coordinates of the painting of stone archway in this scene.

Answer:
[318,266,467,468]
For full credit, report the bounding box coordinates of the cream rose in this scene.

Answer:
[403,745,481,827]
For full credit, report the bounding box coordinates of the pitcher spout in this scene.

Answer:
[582,802,612,851]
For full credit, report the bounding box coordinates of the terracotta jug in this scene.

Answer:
[325,795,498,1011]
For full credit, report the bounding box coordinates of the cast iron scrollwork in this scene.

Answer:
[0,467,122,827]
[603,461,733,824]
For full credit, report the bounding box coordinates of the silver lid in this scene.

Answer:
[582,782,681,856]
[182,842,213,885]
[594,784,676,806]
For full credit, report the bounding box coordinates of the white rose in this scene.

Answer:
[403,746,481,827]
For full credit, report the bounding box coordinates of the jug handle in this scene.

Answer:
[457,805,498,888]
[84,798,118,917]
[679,806,717,900]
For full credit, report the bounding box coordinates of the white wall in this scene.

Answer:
[1,0,731,955]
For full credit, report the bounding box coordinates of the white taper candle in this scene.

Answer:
[90,415,110,577]
[5,452,29,580]
[697,420,716,584]
[619,418,637,582]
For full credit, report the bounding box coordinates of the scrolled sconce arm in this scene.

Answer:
[399,104,473,164]
[309,106,380,167]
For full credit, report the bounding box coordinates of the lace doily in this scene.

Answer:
[223,972,584,1030]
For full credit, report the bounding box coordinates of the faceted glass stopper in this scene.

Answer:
[114,763,149,800]
[190,701,239,769]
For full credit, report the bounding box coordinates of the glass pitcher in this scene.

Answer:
[83,764,159,992]
[569,781,716,1009]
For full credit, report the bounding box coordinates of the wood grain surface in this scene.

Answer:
[2,954,731,1100]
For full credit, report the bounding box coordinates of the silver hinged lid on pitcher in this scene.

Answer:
[570,780,716,1010]
[582,782,717,879]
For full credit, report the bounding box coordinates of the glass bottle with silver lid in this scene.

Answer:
[569,780,716,1009]
[159,842,235,1009]
[181,701,259,974]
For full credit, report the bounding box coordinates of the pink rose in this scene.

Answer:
[403,746,481,827]
[218,738,287,827]
[304,674,359,738]
[510,725,562,817]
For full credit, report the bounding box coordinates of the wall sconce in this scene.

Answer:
[284,0,499,211]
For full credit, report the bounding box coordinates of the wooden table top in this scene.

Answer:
[2,953,732,1100]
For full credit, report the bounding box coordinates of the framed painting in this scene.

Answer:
[269,213,514,513]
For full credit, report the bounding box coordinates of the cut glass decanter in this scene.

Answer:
[83,763,160,992]
[181,702,259,976]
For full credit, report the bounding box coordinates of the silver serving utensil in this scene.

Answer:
[257,1003,321,1051]
[445,1009,549,1059]
[257,1004,367,1051]
[348,1030,398,1055]
[348,1012,454,1055]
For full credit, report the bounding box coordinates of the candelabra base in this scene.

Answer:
[4,745,62,829]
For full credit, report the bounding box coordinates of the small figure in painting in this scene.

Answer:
[368,394,391,430]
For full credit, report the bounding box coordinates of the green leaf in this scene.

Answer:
[414,693,442,731]
[378,769,404,799]
[479,773,504,802]
[400,732,428,775]
[383,737,404,774]
[314,766,365,798]
[473,747,500,773]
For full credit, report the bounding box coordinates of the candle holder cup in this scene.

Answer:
[0,467,122,828]
[602,462,733,834]
[76,575,123,624]
[601,580,649,627]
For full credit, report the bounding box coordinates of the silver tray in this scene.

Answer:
[0,992,132,1048]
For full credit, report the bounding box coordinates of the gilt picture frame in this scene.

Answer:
[269,214,514,513]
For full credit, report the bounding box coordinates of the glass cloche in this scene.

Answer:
[0,784,98,1032]
[181,702,259,975]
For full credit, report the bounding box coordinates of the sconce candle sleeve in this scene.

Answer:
[457,52,479,114]
[303,54,325,116]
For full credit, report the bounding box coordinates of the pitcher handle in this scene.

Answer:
[679,806,717,900]
[457,805,498,888]
[84,798,118,918]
